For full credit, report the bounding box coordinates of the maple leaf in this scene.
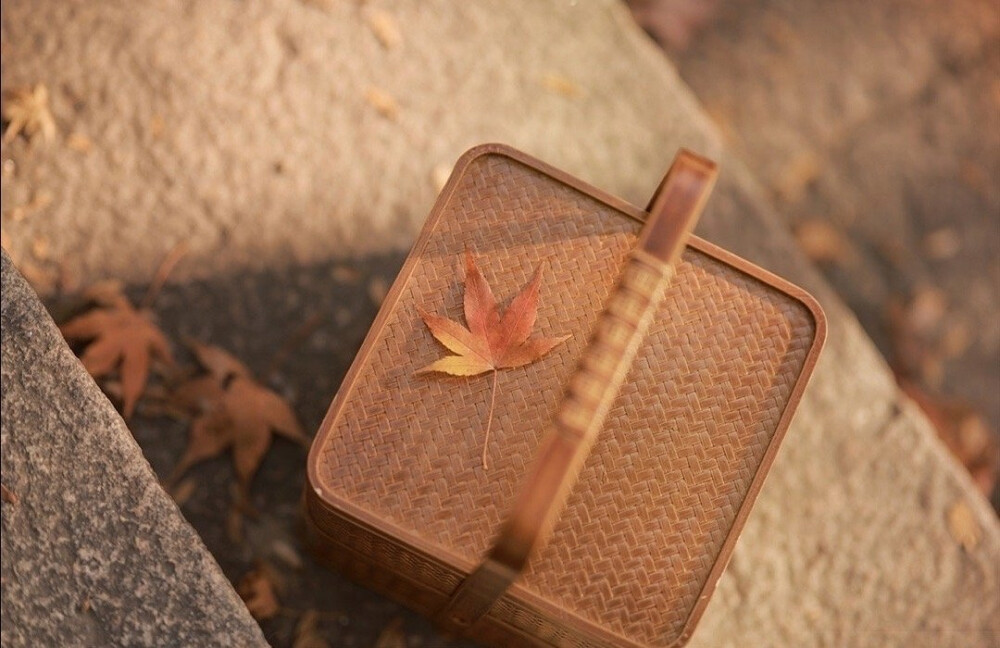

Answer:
[293,610,330,648]
[416,251,570,468]
[237,564,281,621]
[60,284,174,419]
[2,84,57,145]
[168,342,309,498]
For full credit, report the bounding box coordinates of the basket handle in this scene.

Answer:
[436,150,718,631]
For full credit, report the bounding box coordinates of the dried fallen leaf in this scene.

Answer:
[922,228,961,260]
[541,73,581,98]
[270,539,304,570]
[149,114,165,139]
[374,617,407,648]
[958,159,988,194]
[947,500,981,552]
[365,87,399,120]
[31,236,50,261]
[8,190,54,222]
[293,610,329,648]
[368,276,389,306]
[907,286,947,335]
[331,265,360,284]
[898,378,999,498]
[416,252,570,468]
[60,284,174,419]
[168,343,309,497]
[366,9,402,49]
[773,150,822,203]
[82,279,129,307]
[186,339,251,382]
[169,477,198,507]
[238,566,281,621]
[1,483,19,505]
[794,219,848,263]
[940,321,971,359]
[2,84,57,144]
[66,132,93,154]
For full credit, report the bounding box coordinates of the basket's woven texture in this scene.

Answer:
[313,150,817,647]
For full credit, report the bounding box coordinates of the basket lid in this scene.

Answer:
[307,144,825,647]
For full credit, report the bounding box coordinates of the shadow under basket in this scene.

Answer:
[304,144,826,647]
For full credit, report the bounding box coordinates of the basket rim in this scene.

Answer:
[306,143,828,648]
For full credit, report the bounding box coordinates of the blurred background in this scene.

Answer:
[628,0,999,505]
[1,1,997,646]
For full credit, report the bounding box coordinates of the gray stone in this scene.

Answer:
[0,251,267,648]
[1,1,998,646]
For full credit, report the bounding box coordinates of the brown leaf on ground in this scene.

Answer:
[186,339,252,381]
[888,287,952,389]
[374,617,407,648]
[2,84,57,144]
[366,9,402,50]
[772,150,823,203]
[898,378,999,497]
[168,477,198,507]
[149,114,165,139]
[237,566,281,621]
[794,219,849,263]
[416,251,570,468]
[541,74,582,98]
[293,610,329,648]
[60,284,174,419]
[368,276,389,306]
[331,265,360,284]
[947,500,981,552]
[31,236,50,262]
[1,483,19,505]
[922,228,961,260]
[7,190,54,222]
[364,87,399,120]
[270,539,304,570]
[168,343,309,497]
[66,132,93,154]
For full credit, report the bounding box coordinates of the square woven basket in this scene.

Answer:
[305,143,826,647]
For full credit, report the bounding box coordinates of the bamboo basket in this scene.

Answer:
[305,144,826,647]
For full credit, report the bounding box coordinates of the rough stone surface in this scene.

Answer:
[0,252,268,648]
[1,1,998,646]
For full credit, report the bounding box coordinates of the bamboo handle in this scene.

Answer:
[437,150,718,631]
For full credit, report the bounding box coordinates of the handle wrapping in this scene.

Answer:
[437,150,718,631]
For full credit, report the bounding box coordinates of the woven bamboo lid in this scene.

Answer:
[307,144,825,647]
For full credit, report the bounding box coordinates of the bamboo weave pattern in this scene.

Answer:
[313,152,817,647]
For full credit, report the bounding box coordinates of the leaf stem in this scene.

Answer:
[141,241,189,309]
[483,369,499,470]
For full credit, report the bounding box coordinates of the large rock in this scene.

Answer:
[0,252,267,648]
[1,1,997,646]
